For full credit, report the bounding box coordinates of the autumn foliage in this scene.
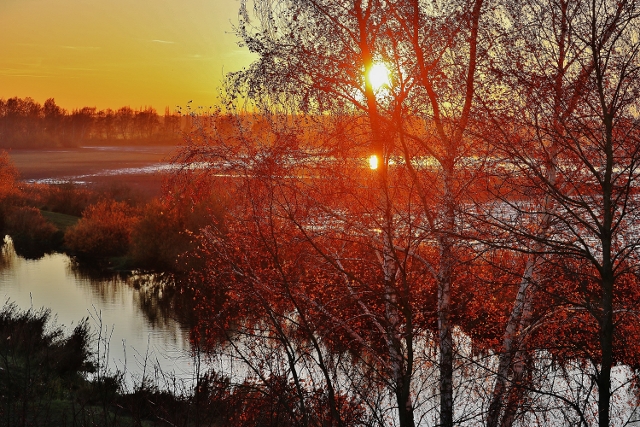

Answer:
[0,151,19,231]
[129,189,225,272]
[64,199,139,258]
[173,98,640,426]
[3,0,640,422]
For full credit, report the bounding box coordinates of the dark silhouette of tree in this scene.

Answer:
[0,97,180,147]
[68,107,96,144]
[43,98,66,144]
[95,108,117,141]
[134,107,159,139]
[163,106,181,136]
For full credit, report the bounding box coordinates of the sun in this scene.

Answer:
[368,63,390,91]
[368,154,379,170]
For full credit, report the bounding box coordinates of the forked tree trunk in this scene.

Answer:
[486,258,537,427]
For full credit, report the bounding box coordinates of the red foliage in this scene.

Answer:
[0,151,18,199]
[0,151,20,231]
[195,372,367,427]
[64,199,139,257]
[129,184,226,271]
[524,257,640,369]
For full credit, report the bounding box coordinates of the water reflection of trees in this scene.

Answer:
[0,236,15,272]
[1,237,195,345]
[68,261,195,340]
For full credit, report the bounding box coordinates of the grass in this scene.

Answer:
[0,304,163,427]
[40,210,79,231]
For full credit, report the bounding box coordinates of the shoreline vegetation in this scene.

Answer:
[0,146,219,270]
[0,142,264,426]
[0,301,292,427]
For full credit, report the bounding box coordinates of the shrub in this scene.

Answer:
[0,151,20,232]
[129,193,226,272]
[5,206,59,258]
[64,199,139,258]
[42,182,94,216]
[129,199,188,271]
[0,151,18,198]
[94,180,145,207]
[0,304,96,426]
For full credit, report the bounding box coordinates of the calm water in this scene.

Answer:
[0,236,196,390]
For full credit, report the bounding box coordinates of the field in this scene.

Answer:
[8,145,182,198]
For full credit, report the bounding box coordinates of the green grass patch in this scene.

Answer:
[41,210,79,231]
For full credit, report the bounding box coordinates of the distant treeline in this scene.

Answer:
[0,97,189,148]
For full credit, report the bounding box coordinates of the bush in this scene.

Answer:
[129,199,187,271]
[94,181,146,208]
[0,303,96,426]
[0,151,18,198]
[65,199,139,258]
[5,206,59,258]
[129,193,226,272]
[0,151,20,232]
[41,182,94,216]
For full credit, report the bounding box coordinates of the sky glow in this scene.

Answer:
[0,0,255,111]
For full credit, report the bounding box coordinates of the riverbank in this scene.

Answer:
[0,300,213,427]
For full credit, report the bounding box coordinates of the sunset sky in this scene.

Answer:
[0,0,255,112]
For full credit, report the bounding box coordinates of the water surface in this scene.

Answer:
[0,237,196,390]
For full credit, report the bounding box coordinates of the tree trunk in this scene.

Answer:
[499,294,535,427]
[598,274,613,427]
[438,167,455,427]
[486,258,536,427]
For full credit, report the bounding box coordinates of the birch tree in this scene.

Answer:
[224,2,491,426]
[481,0,640,425]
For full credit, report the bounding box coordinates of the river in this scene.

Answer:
[0,236,196,391]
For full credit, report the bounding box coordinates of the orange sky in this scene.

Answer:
[0,0,255,112]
